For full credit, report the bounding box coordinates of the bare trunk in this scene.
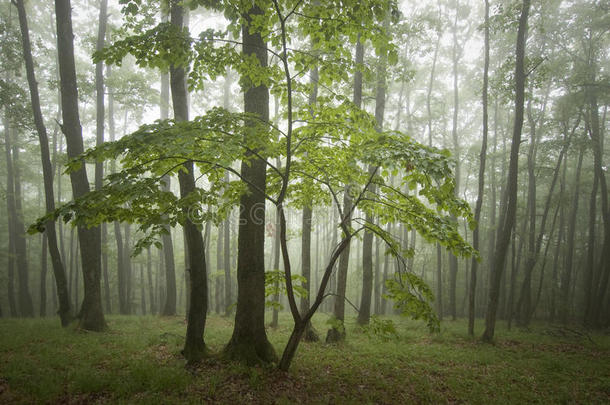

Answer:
[169,1,208,363]
[482,0,530,343]
[55,0,105,331]
[469,0,489,336]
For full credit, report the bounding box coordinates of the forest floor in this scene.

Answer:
[0,313,608,404]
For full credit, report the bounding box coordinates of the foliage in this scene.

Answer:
[324,315,345,335]
[264,270,307,310]
[360,315,399,341]
[384,272,440,333]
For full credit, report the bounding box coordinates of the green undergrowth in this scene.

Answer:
[0,313,608,404]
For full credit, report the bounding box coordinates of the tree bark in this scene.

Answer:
[55,0,105,331]
[448,0,462,321]
[482,0,530,343]
[224,4,277,365]
[558,147,584,323]
[359,27,387,325]
[168,0,208,363]
[11,138,34,317]
[15,0,72,323]
[468,0,489,336]
[327,34,364,341]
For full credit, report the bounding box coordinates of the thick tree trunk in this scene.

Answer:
[169,0,208,363]
[55,0,105,331]
[224,4,276,365]
[482,0,530,343]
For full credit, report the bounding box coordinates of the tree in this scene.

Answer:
[482,0,531,343]
[326,35,363,343]
[223,3,277,365]
[55,0,105,331]
[14,0,71,325]
[43,0,473,373]
[168,0,208,364]
[468,0,489,336]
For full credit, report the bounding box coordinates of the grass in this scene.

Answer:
[0,313,608,404]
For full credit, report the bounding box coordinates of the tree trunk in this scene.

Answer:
[169,0,207,363]
[215,223,223,314]
[469,0,489,336]
[447,0,462,322]
[224,4,277,365]
[270,171,281,326]
[550,164,567,322]
[359,28,386,325]
[327,34,363,342]
[224,172,232,317]
[482,0,530,343]
[558,147,584,323]
[95,0,111,316]
[101,224,110,313]
[16,0,72,323]
[158,25,177,316]
[586,85,609,328]
[55,0,105,331]
[299,58,320,340]
[147,248,155,314]
[11,136,34,317]
[584,163,599,326]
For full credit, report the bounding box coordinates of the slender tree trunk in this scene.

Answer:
[586,85,609,328]
[224,172,232,316]
[482,0,530,342]
[550,164,567,322]
[101,223,110,313]
[12,137,35,317]
[147,247,155,314]
[105,64,127,315]
[469,0,489,335]
[168,0,207,363]
[270,172,281,326]
[299,56,320,340]
[224,4,277,365]
[124,223,133,313]
[448,0,461,321]
[95,0,110,315]
[359,27,387,326]
[159,27,177,316]
[15,0,72,323]
[327,34,364,342]
[215,224,223,314]
[558,147,584,323]
[40,233,48,316]
[584,166,599,326]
